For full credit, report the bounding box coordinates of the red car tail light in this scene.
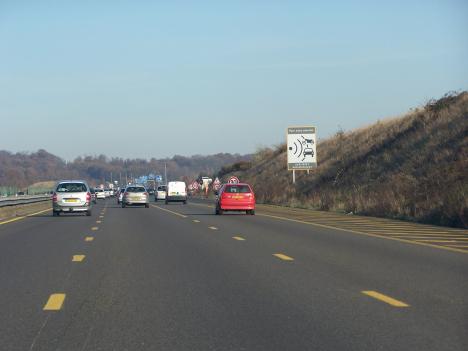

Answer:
[144,192,149,197]
[124,192,129,196]
[86,192,91,202]
[52,193,57,202]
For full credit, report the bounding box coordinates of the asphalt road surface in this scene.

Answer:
[0,199,467,351]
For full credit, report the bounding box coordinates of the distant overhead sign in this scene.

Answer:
[287,126,317,170]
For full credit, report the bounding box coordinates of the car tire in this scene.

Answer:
[249,210,255,215]
[154,198,158,202]
[53,211,59,217]
[122,203,126,208]
[183,200,187,205]
[145,204,149,208]
[86,210,92,216]
[165,200,168,205]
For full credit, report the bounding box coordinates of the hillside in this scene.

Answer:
[0,151,250,191]
[218,92,468,228]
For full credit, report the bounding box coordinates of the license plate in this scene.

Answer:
[232,196,242,199]
[65,199,78,202]
[130,197,140,201]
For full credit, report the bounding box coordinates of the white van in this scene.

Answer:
[166,181,187,204]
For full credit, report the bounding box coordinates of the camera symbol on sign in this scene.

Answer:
[289,135,314,161]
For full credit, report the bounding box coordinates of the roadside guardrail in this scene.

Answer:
[0,195,51,208]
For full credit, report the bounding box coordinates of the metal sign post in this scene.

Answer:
[287,126,317,183]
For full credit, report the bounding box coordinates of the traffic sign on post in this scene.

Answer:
[228,176,240,184]
[213,177,221,190]
[287,126,317,183]
[287,126,317,170]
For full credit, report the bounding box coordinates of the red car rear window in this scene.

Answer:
[224,185,251,193]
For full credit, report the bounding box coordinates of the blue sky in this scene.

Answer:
[1,0,467,160]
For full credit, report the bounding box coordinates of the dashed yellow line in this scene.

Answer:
[0,208,52,225]
[150,204,187,218]
[193,220,201,223]
[208,226,218,230]
[362,291,409,307]
[273,253,294,261]
[91,227,99,231]
[232,236,246,241]
[189,201,468,254]
[99,215,104,218]
[72,255,85,262]
[43,293,66,311]
[96,220,102,224]
[85,236,94,242]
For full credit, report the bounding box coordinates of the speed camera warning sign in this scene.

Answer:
[287,126,317,170]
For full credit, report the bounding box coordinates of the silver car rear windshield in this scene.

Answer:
[126,187,146,193]
[224,185,251,193]
[56,183,87,193]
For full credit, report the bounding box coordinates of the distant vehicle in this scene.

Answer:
[90,188,97,204]
[155,185,167,202]
[117,187,126,204]
[16,191,25,196]
[104,188,112,198]
[215,183,255,215]
[165,181,187,204]
[95,188,106,199]
[122,185,149,208]
[147,188,155,195]
[52,180,93,216]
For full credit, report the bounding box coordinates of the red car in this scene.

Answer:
[215,183,255,215]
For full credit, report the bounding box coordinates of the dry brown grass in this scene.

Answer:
[219,92,468,228]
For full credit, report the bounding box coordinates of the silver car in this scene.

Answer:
[52,180,93,216]
[121,185,149,208]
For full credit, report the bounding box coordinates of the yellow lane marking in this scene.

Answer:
[190,201,468,253]
[193,220,201,223]
[209,226,218,230]
[43,293,66,311]
[257,213,468,255]
[415,240,468,243]
[150,204,188,218]
[96,220,102,224]
[72,255,86,262]
[85,237,94,242]
[190,203,214,209]
[91,227,99,231]
[273,253,294,261]
[99,216,104,218]
[0,208,52,225]
[232,236,246,241]
[344,229,457,235]
[390,233,467,236]
[446,245,468,248]
[362,291,409,307]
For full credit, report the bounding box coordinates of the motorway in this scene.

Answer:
[0,199,467,350]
